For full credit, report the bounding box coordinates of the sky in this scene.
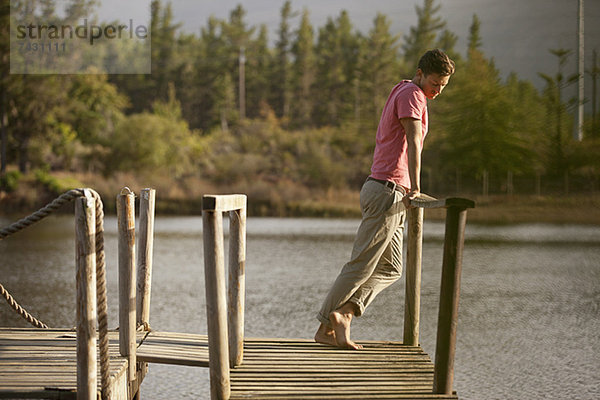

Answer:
[91,0,600,103]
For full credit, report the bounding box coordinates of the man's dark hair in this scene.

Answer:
[418,49,455,76]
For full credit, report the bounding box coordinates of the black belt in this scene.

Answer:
[366,177,406,194]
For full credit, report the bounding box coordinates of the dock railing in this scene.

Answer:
[201,193,473,400]
[0,188,111,400]
[406,195,475,395]
[202,194,247,400]
[116,187,156,397]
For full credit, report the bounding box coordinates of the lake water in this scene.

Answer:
[1,215,599,399]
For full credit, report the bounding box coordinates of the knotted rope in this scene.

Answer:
[0,188,111,400]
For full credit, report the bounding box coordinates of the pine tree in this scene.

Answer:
[172,32,202,130]
[504,73,547,177]
[313,11,360,126]
[110,0,181,113]
[402,0,446,72]
[291,8,315,127]
[436,29,460,65]
[246,25,273,119]
[467,14,482,52]
[152,1,181,101]
[539,49,579,178]
[437,18,531,194]
[221,5,255,122]
[196,16,228,131]
[358,13,400,130]
[272,1,295,119]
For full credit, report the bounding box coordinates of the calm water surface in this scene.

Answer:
[1,215,599,399]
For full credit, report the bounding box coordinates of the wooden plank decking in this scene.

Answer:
[0,328,145,400]
[137,331,209,367]
[1,329,458,399]
[230,338,457,400]
[137,331,458,399]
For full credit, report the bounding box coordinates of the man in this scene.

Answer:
[314,49,455,349]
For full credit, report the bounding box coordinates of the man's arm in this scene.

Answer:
[400,117,422,206]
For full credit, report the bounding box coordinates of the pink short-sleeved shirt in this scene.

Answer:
[370,80,428,189]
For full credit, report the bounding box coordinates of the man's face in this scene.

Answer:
[416,70,451,100]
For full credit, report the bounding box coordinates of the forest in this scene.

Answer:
[1,0,599,218]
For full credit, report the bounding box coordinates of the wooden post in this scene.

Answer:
[228,206,246,368]
[75,195,97,400]
[203,209,231,400]
[137,188,156,327]
[117,188,137,382]
[403,206,423,346]
[433,205,468,395]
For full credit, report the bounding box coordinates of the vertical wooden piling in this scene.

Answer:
[75,195,97,400]
[228,206,246,368]
[404,206,423,346]
[203,209,231,400]
[433,204,468,395]
[202,194,247,400]
[137,188,156,327]
[117,188,137,382]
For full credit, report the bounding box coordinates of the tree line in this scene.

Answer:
[1,0,599,198]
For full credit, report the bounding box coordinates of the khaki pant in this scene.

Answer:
[317,179,406,326]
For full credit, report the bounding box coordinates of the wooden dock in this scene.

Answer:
[136,332,458,399]
[229,338,458,400]
[0,189,473,399]
[0,329,456,400]
[0,328,146,399]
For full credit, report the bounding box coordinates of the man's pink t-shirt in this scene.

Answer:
[370,80,428,189]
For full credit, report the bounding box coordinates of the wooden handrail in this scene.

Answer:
[137,188,156,328]
[75,194,97,400]
[203,194,247,400]
[404,206,423,346]
[117,188,137,383]
[203,194,248,212]
[201,192,471,399]
[433,202,472,395]
[409,193,475,209]
[404,193,474,395]
[227,206,246,368]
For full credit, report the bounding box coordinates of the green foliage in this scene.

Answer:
[201,118,368,189]
[358,13,401,131]
[436,48,533,180]
[468,14,482,52]
[65,71,128,145]
[104,95,202,177]
[246,24,273,119]
[2,0,598,197]
[290,8,315,127]
[313,11,360,126]
[538,49,580,176]
[0,171,22,192]
[402,0,446,71]
[272,0,295,119]
[34,168,82,194]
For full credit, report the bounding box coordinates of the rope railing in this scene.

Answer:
[0,188,111,400]
[0,283,49,329]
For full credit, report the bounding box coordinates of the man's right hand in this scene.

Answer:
[402,189,420,209]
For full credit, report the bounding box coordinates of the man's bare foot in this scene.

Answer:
[329,305,363,350]
[314,323,337,346]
